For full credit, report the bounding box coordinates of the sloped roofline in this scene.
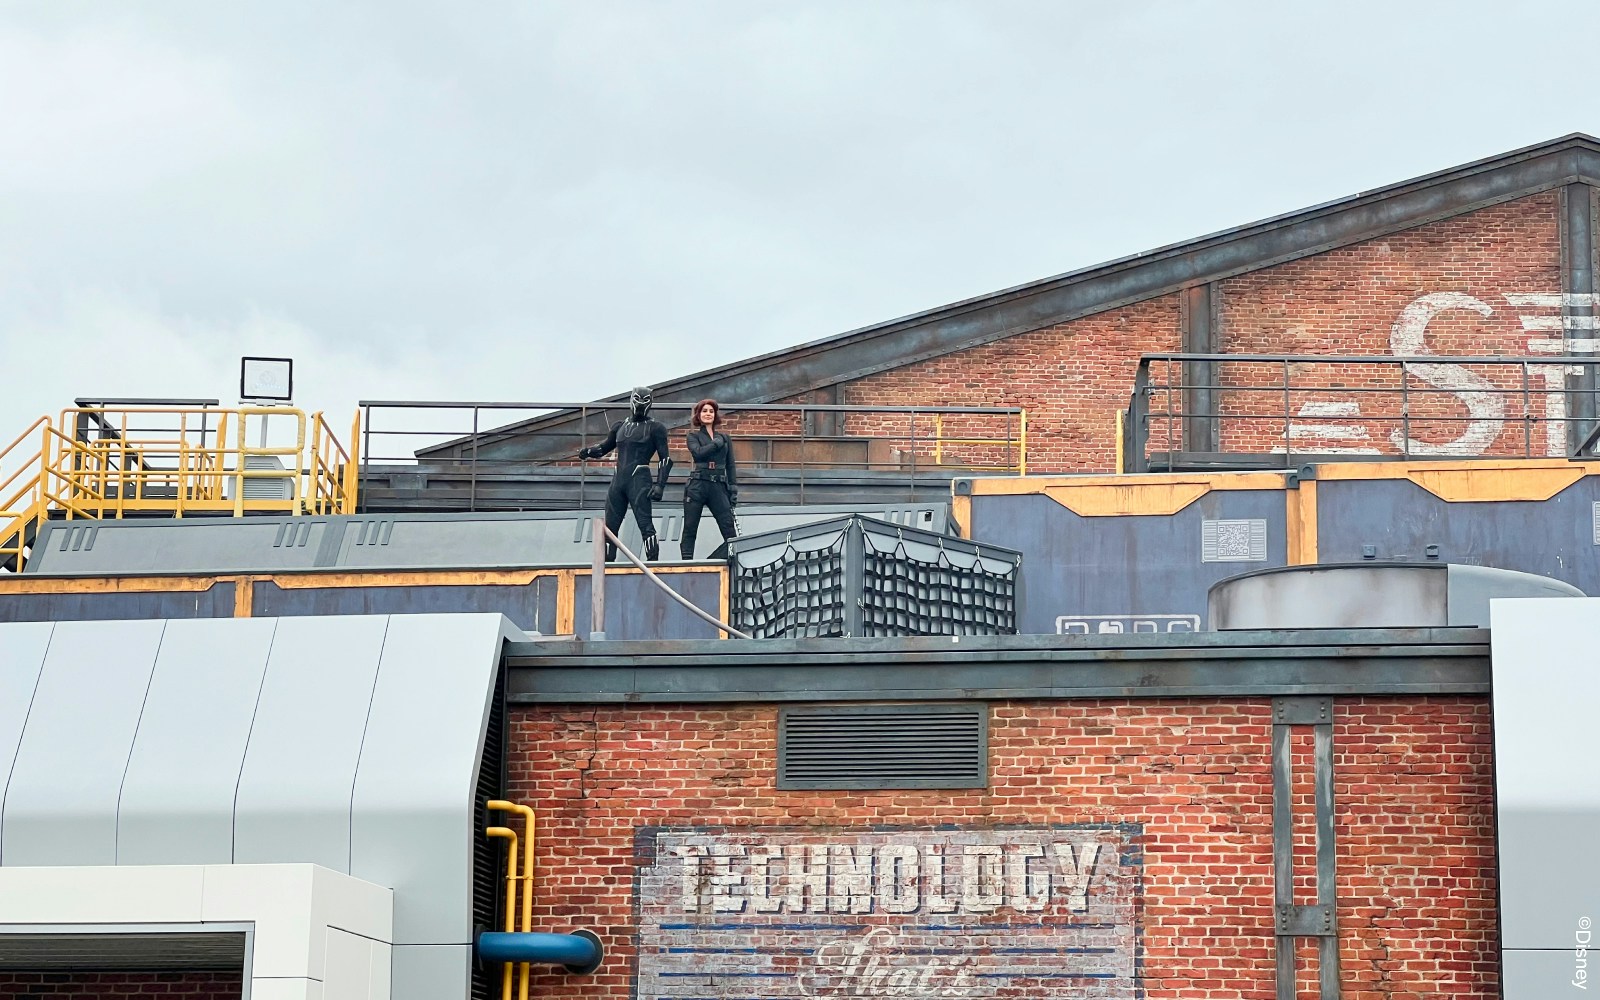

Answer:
[419,132,1600,458]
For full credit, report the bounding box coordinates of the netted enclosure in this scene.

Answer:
[728,515,1020,638]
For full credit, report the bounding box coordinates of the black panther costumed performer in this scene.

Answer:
[578,386,673,561]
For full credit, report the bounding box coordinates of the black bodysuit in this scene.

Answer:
[589,416,670,554]
[681,427,738,559]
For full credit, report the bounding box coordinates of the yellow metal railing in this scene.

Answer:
[932,409,1028,474]
[0,405,359,572]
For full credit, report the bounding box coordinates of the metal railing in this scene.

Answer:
[357,400,1028,510]
[0,404,359,572]
[1124,353,1600,472]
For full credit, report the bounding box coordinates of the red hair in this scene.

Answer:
[690,398,722,429]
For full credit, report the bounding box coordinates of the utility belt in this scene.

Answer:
[689,467,730,484]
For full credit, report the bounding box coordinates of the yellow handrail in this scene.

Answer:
[926,409,1028,473]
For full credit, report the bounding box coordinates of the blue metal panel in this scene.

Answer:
[0,622,52,866]
[117,617,278,865]
[574,571,724,640]
[252,578,558,633]
[233,615,387,872]
[351,614,508,946]
[1,620,165,866]
[969,492,1289,634]
[1316,477,1600,595]
[0,586,236,623]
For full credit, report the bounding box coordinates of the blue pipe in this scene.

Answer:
[476,929,603,975]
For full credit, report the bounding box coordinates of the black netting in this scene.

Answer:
[731,535,847,638]
[861,535,1017,637]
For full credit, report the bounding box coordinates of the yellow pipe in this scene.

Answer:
[486,825,519,1000]
[489,799,538,1000]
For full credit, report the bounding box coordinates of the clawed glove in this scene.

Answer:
[650,485,664,502]
[578,446,599,460]
[728,489,739,506]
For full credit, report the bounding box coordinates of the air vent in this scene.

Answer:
[778,704,987,790]
[1593,501,1600,545]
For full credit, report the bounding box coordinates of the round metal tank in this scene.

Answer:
[1207,562,1585,630]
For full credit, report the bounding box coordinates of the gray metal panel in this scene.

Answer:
[1,620,165,866]
[1491,599,1600,956]
[1315,476,1600,596]
[390,943,471,1000]
[0,622,53,866]
[0,587,237,624]
[117,617,278,865]
[233,615,387,872]
[1445,563,1584,625]
[969,491,1288,634]
[1498,809,1600,951]
[20,504,949,576]
[26,517,336,575]
[252,578,560,634]
[1503,947,1595,999]
[1210,564,1449,630]
[351,614,509,946]
[575,572,725,640]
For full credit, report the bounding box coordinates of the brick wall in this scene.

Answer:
[811,295,1183,474]
[1217,193,1562,459]
[0,971,242,999]
[728,193,1565,474]
[507,696,1495,1000]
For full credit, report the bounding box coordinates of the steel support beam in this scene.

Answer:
[1564,183,1599,448]
[1181,284,1220,454]
[1272,696,1341,1000]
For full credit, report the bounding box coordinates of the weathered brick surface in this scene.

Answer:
[506,696,1495,999]
[744,194,1565,473]
[0,971,242,999]
[1216,193,1562,459]
[813,296,1183,474]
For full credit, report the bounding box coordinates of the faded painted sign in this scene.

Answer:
[636,825,1141,998]
[1269,289,1599,458]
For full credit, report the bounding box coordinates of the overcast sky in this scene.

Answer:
[4,1,1599,453]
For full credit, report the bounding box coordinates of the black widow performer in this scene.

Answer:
[578,386,672,561]
[680,398,738,559]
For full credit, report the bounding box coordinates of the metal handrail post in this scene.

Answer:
[590,516,606,640]
[360,405,373,514]
[1282,359,1292,468]
[470,405,480,513]
[1399,365,1411,459]
[1521,362,1532,457]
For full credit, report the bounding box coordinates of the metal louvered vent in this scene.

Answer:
[470,666,507,1000]
[778,704,987,790]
